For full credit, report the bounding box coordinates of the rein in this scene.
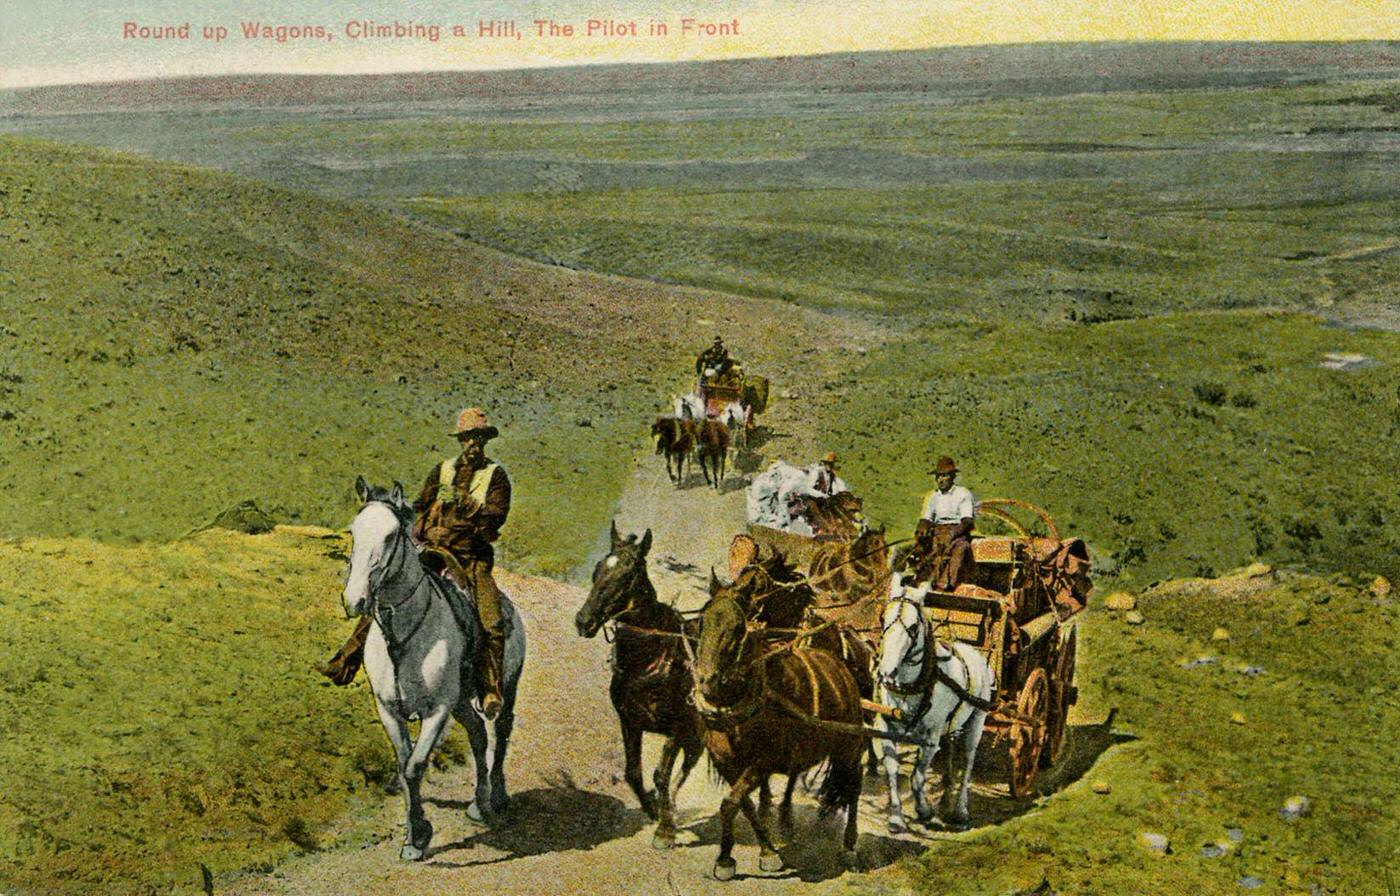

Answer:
[738,536,913,611]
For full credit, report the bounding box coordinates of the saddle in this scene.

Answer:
[419,546,514,641]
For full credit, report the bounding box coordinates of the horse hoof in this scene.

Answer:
[942,816,971,832]
[915,807,935,824]
[841,849,861,871]
[887,817,906,835]
[411,818,434,851]
[652,830,676,850]
[466,801,486,823]
[712,858,737,881]
[399,844,425,861]
[759,851,785,873]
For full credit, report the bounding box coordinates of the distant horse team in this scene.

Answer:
[652,392,749,489]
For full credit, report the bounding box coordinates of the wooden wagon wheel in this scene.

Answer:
[1042,628,1077,768]
[1008,668,1049,798]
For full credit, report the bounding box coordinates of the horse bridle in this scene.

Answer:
[881,594,927,682]
[360,502,432,656]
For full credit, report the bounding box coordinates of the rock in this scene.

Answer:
[575,417,592,427]
[1230,712,1246,725]
[1181,655,1217,669]
[1200,842,1228,859]
[1280,795,1311,820]
[1226,827,1244,843]
[1091,780,1111,795]
[1136,831,1170,855]
[1241,562,1273,578]
[1211,627,1230,642]
[1372,576,1392,599]
[1103,592,1136,611]
[1238,876,1264,889]
[1125,611,1145,625]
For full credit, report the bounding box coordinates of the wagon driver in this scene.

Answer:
[695,335,734,379]
[914,455,976,590]
[321,408,512,721]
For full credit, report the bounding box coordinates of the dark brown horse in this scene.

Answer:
[792,491,865,540]
[575,523,704,847]
[693,572,865,880]
[694,418,730,489]
[651,416,696,485]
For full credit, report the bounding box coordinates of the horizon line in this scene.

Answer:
[5,37,1397,94]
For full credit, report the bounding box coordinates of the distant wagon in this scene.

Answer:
[697,365,769,430]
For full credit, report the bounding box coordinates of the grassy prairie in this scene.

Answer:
[820,312,1400,586]
[6,75,1397,325]
[0,528,402,895]
[0,135,852,575]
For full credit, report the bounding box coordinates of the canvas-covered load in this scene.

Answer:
[746,460,815,534]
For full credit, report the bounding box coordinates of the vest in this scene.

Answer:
[436,456,499,506]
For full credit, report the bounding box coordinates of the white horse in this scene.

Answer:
[342,477,527,860]
[718,400,749,451]
[874,578,993,833]
[674,393,706,422]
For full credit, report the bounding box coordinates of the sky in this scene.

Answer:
[1,0,1396,89]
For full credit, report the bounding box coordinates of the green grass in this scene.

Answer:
[853,569,1400,895]
[0,135,672,577]
[7,78,1397,323]
[0,528,416,895]
[819,312,1400,587]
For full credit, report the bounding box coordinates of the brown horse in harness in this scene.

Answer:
[792,491,865,540]
[694,418,730,490]
[728,555,879,823]
[693,573,865,880]
[575,524,704,848]
[808,525,890,648]
[651,417,696,485]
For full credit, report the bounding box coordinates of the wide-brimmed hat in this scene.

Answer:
[820,452,839,467]
[932,455,958,475]
[451,407,499,439]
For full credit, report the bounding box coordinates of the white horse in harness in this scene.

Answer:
[874,577,993,833]
[342,477,527,860]
[674,393,706,422]
[718,400,749,450]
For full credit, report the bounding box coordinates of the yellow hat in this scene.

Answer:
[451,407,499,439]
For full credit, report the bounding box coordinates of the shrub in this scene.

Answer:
[1192,381,1228,406]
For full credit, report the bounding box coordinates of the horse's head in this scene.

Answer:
[877,576,927,685]
[342,476,411,617]
[695,569,755,707]
[576,522,653,638]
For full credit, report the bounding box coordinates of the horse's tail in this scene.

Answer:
[817,747,862,818]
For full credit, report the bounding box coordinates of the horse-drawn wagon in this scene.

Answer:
[697,366,768,428]
[902,499,1091,796]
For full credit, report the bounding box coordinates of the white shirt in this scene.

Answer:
[802,465,848,497]
[921,485,975,524]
